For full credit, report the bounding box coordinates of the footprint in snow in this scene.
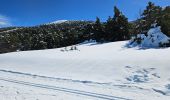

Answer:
[125,67,160,83]
[125,66,132,68]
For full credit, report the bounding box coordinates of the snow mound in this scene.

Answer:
[128,26,170,48]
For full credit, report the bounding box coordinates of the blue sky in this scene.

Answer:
[0,0,169,27]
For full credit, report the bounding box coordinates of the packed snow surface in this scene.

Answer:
[128,26,170,48]
[0,41,170,100]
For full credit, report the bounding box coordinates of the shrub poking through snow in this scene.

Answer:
[60,45,79,52]
[128,26,170,48]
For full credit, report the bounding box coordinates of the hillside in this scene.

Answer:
[0,41,170,100]
[0,20,94,53]
[0,1,170,100]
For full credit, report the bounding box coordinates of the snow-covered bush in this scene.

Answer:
[128,26,170,48]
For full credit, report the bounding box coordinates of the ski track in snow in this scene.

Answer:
[0,67,168,99]
[0,69,111,85]
[0,67,169,100]
[0,68,151,92]
[0,78,130,100]
[0,69,132,100]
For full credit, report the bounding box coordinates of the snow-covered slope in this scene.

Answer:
[128,26,170,48]
[47,20,68,25]
[0,41,170,100]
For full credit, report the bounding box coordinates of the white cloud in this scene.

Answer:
[0,15,11,28]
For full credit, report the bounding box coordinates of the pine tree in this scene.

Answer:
[112,6,130,41]
[105,16,115,41]
[83,24,93,40]
[93,17,105,42]
[140,2,162,34]
[104,6,130,41]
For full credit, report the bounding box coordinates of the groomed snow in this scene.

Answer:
[0,41,170,100]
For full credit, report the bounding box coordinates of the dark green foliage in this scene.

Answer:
[105,6,130,41]
[83,24,94,40]
[134,2,169,36]
[158,6,170,36]
[0,21,93,53]
[105,16,115,41]
[2,2,170,53]
[0,6,131,53]
[141,2,162,34]
[113,6,130,41]
[93,17,105,42]
[0,2,170,53]
[130,2,170,47]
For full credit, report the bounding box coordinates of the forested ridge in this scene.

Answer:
[0,2,170,53]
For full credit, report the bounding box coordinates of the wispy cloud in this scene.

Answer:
[0,15,11,28]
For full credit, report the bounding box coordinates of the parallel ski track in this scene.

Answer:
[0,69,132,100]
[0,77,131,100]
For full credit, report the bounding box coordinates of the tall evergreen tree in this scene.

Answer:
[105,16,115,41]
[93,17,105,42]
[105,6,130,41]
[83,24,93,40]
[113,6,130,41]
[140,2,162,34]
